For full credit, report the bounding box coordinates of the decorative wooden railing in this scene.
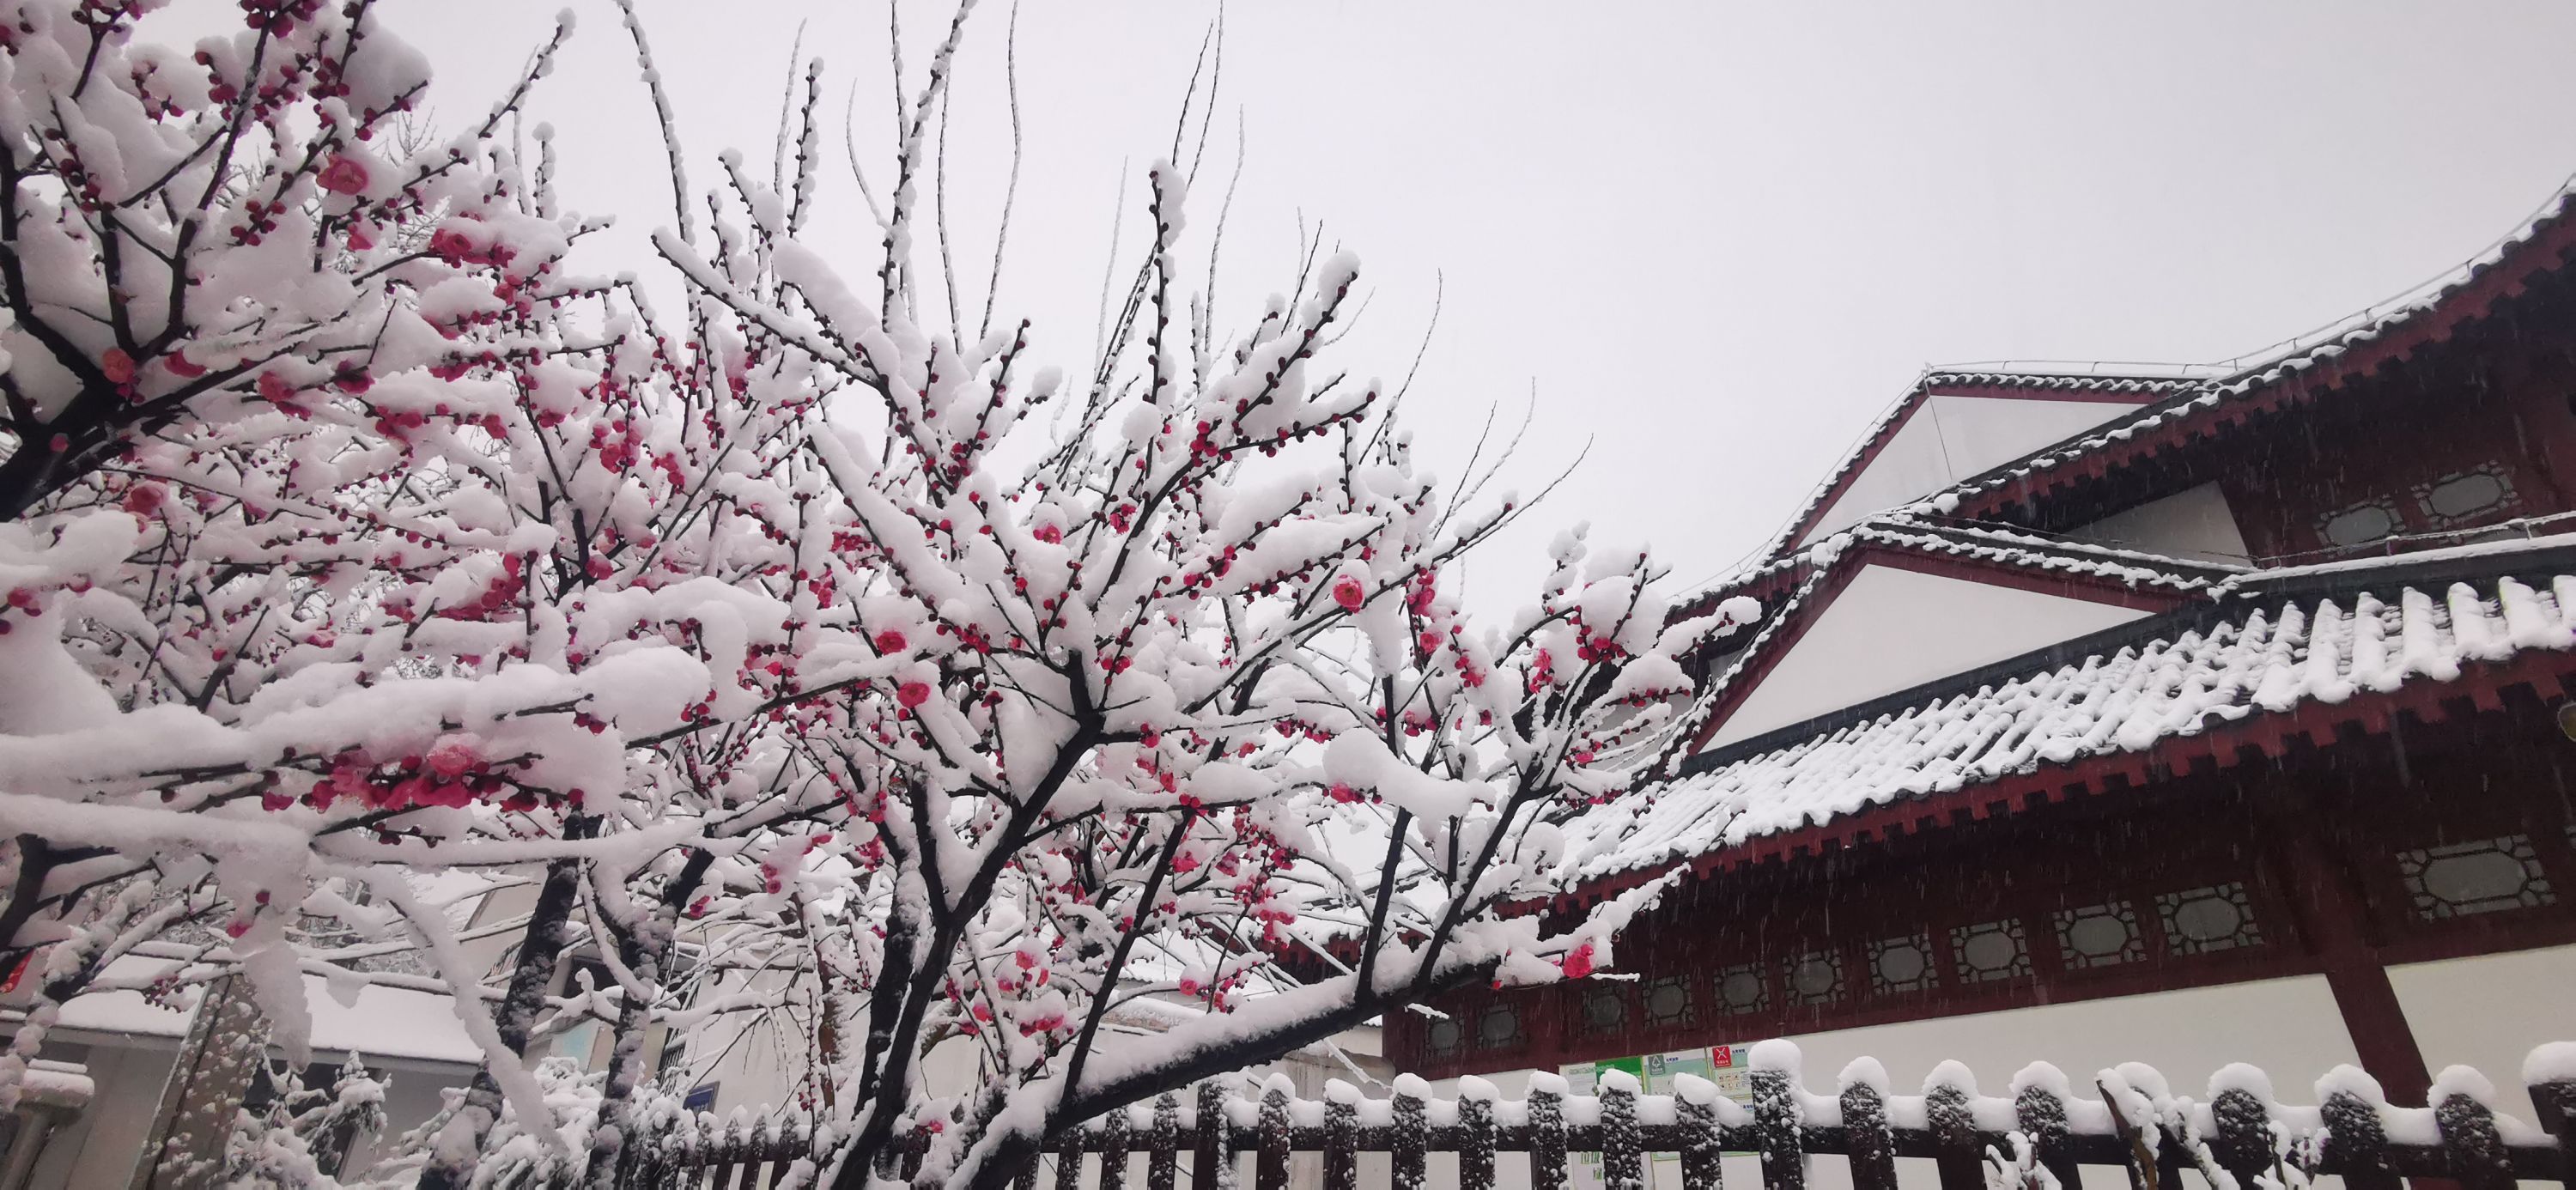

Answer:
[616,1041,2576,1189]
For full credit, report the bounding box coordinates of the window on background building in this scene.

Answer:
[1644,974,1695,1027]
[2415,464,2517,525]
[1949,918,2030,983]
[1868,932,1936,995]
[1425,1016,1463,1058]
[1714,962,1768,1015]
[2317,499,2403,548]
[2399,835,2556,919]
[2053,901,2144,968]
[1784,950,1843,1006]
[2154,883,2263,955]
[1476,1002,1522,1051]
[1582,984,1628,1035]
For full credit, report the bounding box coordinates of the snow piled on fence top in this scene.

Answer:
[1564,573,2576,882]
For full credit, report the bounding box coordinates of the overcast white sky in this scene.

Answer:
[151,2,2576,600]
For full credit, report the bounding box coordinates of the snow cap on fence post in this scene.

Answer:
[1674,1072,1719,1106]
[1839,1057,1892,1097]
[1457,1075,1500,1102]
[1925,1060,1981,1098]
[2208,1064,2277,1103]
[2524,1041,2576,1091]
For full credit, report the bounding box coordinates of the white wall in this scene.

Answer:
[2388,943,2576,1123]
[27,1041,174,1190]
[1802,396,2146,546]
[2063,482,2252,564]
[1710,564,2149,747]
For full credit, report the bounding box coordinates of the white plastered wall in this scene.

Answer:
[2386,943,2576,1123]
[2063,482,2252,565]
[1801,397,2146,547]
[1709,564,2149,748]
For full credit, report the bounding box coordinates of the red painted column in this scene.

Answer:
[2262,791,2433,1105]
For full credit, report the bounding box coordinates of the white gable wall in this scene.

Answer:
[1708,564,2151,748]
[1800,396,2148,546]
[2063,481,2252,565]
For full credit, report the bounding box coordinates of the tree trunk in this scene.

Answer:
[581,849,710,1187]
[416,817,594,1190]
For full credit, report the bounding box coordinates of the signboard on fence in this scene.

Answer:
[1560,1045,1754,1189]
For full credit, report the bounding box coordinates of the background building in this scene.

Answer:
[1391,177,2576,1144]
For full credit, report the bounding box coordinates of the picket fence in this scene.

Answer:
[614,1041,2576,1190]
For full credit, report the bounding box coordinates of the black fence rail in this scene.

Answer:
[622,1041,2576,1189]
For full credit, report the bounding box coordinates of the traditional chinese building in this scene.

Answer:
[1394,179,2576,1123]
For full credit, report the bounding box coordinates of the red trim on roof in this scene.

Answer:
[1952,212,2576,522]
[1921,379,2163,404]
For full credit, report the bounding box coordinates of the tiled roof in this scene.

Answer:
[1727,173,2576,586]
[1573,570,2576,885]
[1935,175,2576,512]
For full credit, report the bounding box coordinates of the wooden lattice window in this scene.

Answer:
[2154,883,2263,955]
[1581,983,1629,1035]
[2399,835,2555,919]
[1868,932,1936,995]
[2317,499,2403,548]
[2053,901,2144,969]
[2412,464,2518,526]
[1643,974,1694,1027]
[1783,950,1843,1006]
[1714,962,1769,1015]
[1949,918,2030,983]
[1426,1014,1462,1057]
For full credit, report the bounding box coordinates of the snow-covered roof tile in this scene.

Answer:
[1574,572,2576,884]
[1724,173,2576,584]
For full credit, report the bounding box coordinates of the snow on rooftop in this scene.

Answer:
[1934,174,2576,507]
[24,956,483,1067]
[1728,171,2576,580]
[1571,573,2576,883]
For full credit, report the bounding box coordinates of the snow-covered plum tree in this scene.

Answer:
[0,3,1761,1187]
